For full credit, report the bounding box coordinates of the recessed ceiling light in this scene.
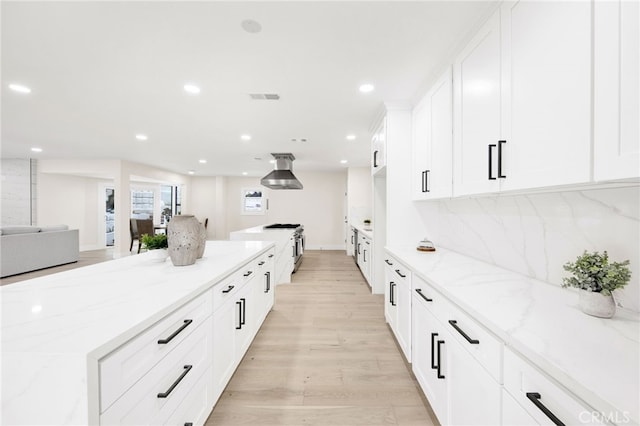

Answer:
[242,172,248,176]
[188,170,195,175]
[241,134,252,141]
[359,84,375,93]
[346,134,356,141]
[184,84,201,94]
[241,19,262,34]
[340,160,348,164]
[199,159,207,164]
[9,83,31,94]
[31,147,43,153]
[135,134,148,141]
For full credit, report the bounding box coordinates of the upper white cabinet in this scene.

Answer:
[412,68,453,200]
[454,2,593,196]
[594,0,640,181]
[371,117,387,175]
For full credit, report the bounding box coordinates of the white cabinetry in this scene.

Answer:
[411,276,501,425]
[371,117,387,175]
[383,256,411,362]
[357,233,372,285]
[412,68,453,200]
[503,347,608,425]
[454,2,592,196]
[594,0,640,181]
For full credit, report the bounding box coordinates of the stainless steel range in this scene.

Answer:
[263,224,304,272]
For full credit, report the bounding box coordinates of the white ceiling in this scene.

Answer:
[1,1,496,177]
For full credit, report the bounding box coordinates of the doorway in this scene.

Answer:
[105,187,115,246]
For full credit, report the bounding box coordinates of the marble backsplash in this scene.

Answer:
[415,186,640,312]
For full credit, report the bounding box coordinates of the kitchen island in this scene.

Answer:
[1,240,275,425]
[230,224,299,285]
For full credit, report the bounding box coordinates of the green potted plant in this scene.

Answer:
[562,250,631,318]
[141,233,168,262]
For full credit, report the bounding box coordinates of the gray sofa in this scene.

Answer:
[1,225,79,277]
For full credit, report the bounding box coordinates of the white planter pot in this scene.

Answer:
[149,248,168,263]
[578,290,616,318]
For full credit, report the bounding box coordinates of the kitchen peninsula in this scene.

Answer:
[1,240,275,425]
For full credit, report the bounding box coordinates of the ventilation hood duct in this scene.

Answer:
[260,153,303,190]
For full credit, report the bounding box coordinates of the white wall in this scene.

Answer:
[223,171,347,250]
[188,176,218,240]
[347,167,372,227]
[1,159,36,225]
[414,186,640,312]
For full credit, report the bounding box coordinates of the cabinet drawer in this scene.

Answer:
[100,316,213,425]
[443,300,502,383]
[383,256,411,288]
[212,271,244,312]
[504,347,608,425]
[100,290,212,412]
[412,276,448,321]
[164,366,214,426]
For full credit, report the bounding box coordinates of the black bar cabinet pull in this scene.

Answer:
[157,365,192,398]
[395,269,406,278]
[363,249,367,262]
[448,320,479,344]
[351,235,354,244]
[244,270,253,277]
[431,332,438,369]
[240,298,246,326]
[436,340,445,379]
[268,254,274,258]
[421,170,427,193]
[391,283,397,306]
[488,144,496,180]
[235,301,242,329]
[415,289,433,302]
[526,393,565,426]
[425,170,431,192]
[373,150,379,167]
[265,271,270,293]
[385,259,393,266]
[258,261,265,266]
[185,423,193,426]
[157,319,193,344]
[358,243,361,254]
[222,285,235,294]
[498,140,507,178]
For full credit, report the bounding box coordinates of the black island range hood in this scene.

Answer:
[260,153,303,190]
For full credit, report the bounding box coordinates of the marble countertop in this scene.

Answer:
[386,245,639,424]
[1,240,275,425]
[351,224,373,239]
[230,225,296,235]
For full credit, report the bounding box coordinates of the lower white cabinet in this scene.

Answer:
[411,277,500,425]
[99,247,275,426]
[503,347,608,426]
[383,256,411,362]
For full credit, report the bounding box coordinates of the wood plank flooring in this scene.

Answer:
[206,250,438,426]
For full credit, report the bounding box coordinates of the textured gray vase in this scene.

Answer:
[579,290,616,318]
[196,222,206,259]
[167,215,200,266]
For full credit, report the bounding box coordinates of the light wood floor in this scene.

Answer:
[206,250,438,426]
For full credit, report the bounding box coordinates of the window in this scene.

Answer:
[241,188,267,215]
[160,185,183,223]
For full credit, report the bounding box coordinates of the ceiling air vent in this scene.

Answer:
[249,93,280,100]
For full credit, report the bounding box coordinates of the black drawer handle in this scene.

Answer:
[448,320,479,344]
[157,365,192,398]
[391,282,396,306]
[265,271,271,293]
[258,261,265,266]
[268,254,274,258]
[488,144,496,180]
[157,319,192,344]
[185,423,193,426]
[436,340,445,379]
[222,285,235,293]
[244,270,253,277]
[395,269,406,278]
[373,150,379,167]
[431,332,438,369]
[384,259,393,266]
[526,393,565,426]
[415,288,433,302]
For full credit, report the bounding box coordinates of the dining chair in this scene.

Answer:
[136,219,155,253]
[129,218,139,252]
